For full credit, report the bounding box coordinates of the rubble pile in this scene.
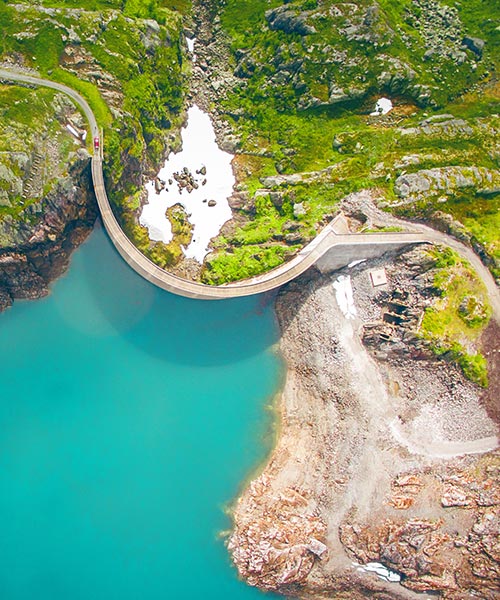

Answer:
[154,166,209,197]
[341,454,500,598]
[229,475,328,590]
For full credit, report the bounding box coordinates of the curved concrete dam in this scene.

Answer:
[2,68,499,312]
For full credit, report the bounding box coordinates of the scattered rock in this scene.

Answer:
[265,6,316,36]
[173,167,200,194]
[462,36,485,57]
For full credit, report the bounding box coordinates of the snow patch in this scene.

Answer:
[139,105,234,263]
[333,275,357,319]
[354,562,402,583]
[348,259,366,268]
[186,37,196,62]
[66,124,80,139]
[370,97,393,116]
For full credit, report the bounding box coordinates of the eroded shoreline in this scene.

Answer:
[229,248,499,599]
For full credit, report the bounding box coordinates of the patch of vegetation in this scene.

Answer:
[206,0,499,280]
[51,68,112,127]
[419,247,491,386]
[201,244,298,285]
[0,0,189,267]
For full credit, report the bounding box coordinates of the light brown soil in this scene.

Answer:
[228,254,499,599]
[481,320,500,425]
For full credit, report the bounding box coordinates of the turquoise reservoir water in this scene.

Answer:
[0,226,282,600]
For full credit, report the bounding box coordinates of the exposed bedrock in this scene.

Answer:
[229,254,499,599]
[0,153,97,311]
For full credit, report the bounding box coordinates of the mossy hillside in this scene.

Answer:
[201,0,498,282]
[0,84,80,226]
[221,0,497,112]
[1,0,189,265]
[202,244,299,285]
[13,1,192,18]
[420,247,491,387]
[206,97,499,282]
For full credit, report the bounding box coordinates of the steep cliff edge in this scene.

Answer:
[0,83,97,311]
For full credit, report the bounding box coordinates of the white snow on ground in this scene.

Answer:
[370,97,393,116]
[354,562,402,583]
[348,259,366,268]
[333,275,357,319]
[139,105,234,263]
[186,37,196,62]
[66,124,80,139]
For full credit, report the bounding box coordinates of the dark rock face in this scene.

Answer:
[0,154,97,312]
[265,6,316,36]
[463,36,485,57]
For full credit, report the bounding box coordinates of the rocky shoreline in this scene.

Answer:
[0,152,97,312]
[229,248,499,598]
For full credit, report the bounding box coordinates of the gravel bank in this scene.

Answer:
[229,252,499,599]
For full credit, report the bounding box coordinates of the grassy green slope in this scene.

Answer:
[200,0,498,288]
[0,0,189,266]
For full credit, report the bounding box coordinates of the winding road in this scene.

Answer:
[1,67,499,312]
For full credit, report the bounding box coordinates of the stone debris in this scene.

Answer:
[170,166,209,195]
[173,167,198,194]
[343,456,500,596]
[229,475,327,590]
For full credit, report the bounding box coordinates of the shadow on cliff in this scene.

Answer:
[77,222,280,367]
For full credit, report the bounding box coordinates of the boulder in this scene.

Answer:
[293,202,307,218]
[462,36,485,57]
[265,6,316,36]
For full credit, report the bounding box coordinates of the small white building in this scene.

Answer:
[369,268,388,287]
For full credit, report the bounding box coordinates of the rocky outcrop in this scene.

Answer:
[341,455,500,598]
[0,152,97,311]
[463,36,485,57]
[398,114,474,138]
[228,251,498,599]
[265,5,316,36]
[229,476,327,589]
[393,166,500,206]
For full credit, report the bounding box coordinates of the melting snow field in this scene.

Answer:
[139,105,234,263]
[333,275,357,319]
[355,562,402,583]
[370,97,393,116]
[186,36,196,62]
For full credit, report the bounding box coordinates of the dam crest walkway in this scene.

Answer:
[1,68,498,315]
